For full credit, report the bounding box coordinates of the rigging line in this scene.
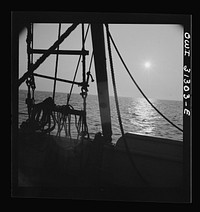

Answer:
[82,23,86,83]
[88,51,94,74]
[31,23,34,64]
[66,56,80,105]
[107,29,183,133]
[67,24,91,105]
[18,23,79,87]
[105,24,149,186]
[53,23,62,101]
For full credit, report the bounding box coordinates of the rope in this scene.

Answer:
[53,23,62,101]
[67,24,90,105]
[26,24,36,118]
[18,23,79,87]
[53,104,87,139]
[21,97,56,134]
[21,24,90,139]
[67,56,81,105]
[107,29,183,133]
[66,24,91,139]
[105,24,149,185]
[86,51,94,83]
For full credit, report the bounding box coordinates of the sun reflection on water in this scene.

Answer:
[129,98,158,136]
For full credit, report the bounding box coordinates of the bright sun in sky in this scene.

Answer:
[144,61,151,69]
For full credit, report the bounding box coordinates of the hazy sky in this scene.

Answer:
[19,23,183,100]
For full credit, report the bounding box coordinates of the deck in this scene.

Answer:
[16,131,185,202]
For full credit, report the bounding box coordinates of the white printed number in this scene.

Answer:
[183,65,191,73]
[184,78,190,84]
[183,94,190,99]
[184,108,190,116]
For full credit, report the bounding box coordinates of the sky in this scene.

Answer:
[19,23,183,100]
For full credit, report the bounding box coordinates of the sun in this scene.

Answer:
[144,61,151,69]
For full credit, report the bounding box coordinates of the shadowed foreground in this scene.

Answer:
[16,131,185,202]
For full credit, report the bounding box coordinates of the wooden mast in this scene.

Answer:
[91,24,112,142]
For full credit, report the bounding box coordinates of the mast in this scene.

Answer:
[91,24,112,142]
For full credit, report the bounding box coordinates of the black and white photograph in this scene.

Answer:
[11,12,192,203]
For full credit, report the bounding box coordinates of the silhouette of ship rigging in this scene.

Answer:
[12,12,189,202]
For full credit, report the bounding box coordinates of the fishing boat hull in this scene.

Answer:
[18,131,183,188]
[17,131,184,201]
[101,133,183,188]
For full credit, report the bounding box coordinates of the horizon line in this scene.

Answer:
[19,88,183,102]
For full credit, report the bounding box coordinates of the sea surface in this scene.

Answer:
[18,90,183,142]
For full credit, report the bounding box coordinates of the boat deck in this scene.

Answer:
[17,131,185,202]
[18,131,94,187]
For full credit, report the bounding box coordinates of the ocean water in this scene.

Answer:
[18,90,183,142]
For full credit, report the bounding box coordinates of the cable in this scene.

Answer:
[18,23,79,87]
[107,29,183,133]
[53,23,62,101]
[67,24,91,105]
[105,24,149,185]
